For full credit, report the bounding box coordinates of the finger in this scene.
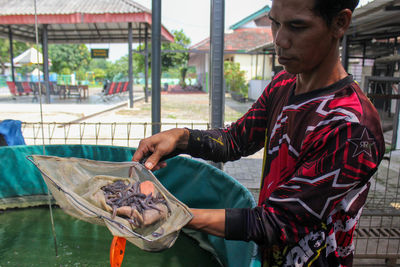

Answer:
[132,147,147,162]
[152,161,167,171]
[144,151,163,170]
[159,161,167,168]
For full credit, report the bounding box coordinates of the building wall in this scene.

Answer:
[189,53,209,92]
[233,54,273,81]
[189,52,274,92]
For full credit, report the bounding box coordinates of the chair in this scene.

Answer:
[78,85,89,99]
[15,82,25,95]
[102,82,117,101]
[114,82,123,94]
[6,81,17,97]
[121,82,129,93]
[29,82,39,102]
[48,82,58,95]
[22,82,33,94]
[38,82,47,95]
[107,82,117,96]
[58,85,67,99]
[67,85,81,102]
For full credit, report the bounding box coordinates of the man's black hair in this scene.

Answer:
[313,0,359,25]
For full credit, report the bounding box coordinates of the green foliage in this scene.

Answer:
[60,67,71,75]
[179,67,188,88]
[19,65,36,76]
[132,29,191,75]
[49,44,91,73]
[162,29,191,72]
[106,56,128,81]
[75,68,86,81]
[89,58,109,70]
[0,39,29,75]
[224,61,248,97]
[93,68,106,81]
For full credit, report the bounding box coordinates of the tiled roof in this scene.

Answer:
[191,28,273,51]
[0,0,175,44]
[0,0,150,15]
[229,5,271,30]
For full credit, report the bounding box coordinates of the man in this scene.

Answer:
[132,0,385,265]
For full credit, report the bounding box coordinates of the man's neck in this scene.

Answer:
[295,51,348,95]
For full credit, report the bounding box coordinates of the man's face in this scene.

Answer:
[269,0,337,74]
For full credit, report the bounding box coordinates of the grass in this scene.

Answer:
[116,93,250,123]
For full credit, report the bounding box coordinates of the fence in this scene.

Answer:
[21,121,210,148]
[352,76,400,266]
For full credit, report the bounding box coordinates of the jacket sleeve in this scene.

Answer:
[184,84,271,163]
[225,123,384,246]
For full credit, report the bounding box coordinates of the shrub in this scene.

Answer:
[224,61,248,97]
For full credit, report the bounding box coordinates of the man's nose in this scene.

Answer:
[274,28,291,50]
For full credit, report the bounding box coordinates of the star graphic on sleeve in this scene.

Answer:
[348,128,375,157]
[270,169,359,219]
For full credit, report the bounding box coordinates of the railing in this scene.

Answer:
[21,122,210,148]
[354,148,400,266]
[353,76,400,266]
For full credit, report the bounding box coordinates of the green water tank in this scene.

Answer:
[0,144,261,267]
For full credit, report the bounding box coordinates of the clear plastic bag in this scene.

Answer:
[28,155,193,252]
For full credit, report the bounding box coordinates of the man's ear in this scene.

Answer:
[331,9,352,39]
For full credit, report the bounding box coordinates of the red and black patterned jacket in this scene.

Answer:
[186,71,385,267]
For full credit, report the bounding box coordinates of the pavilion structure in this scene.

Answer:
[0,0,174,106]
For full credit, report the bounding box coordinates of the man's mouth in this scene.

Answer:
[277,56,293,65]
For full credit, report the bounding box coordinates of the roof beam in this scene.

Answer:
[93,23,103,42]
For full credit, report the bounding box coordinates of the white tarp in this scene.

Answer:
[13,47,44,65]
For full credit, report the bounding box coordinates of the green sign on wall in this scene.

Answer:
[91,49,109,59]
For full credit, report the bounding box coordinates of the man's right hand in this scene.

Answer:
[132,128,189,171]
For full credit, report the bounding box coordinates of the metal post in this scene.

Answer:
[262,53,266,80]
[151,0,161,134]
[128,22,134,108]
[139,23,142,50]
[341,34,349,72]
[144,26,149,103]
[393,85,400,150]
[209,0,225,169]
[250,55,253,80]
[42,24,50,104]
[362,41,366,67]
[255,54,259,78]
[272,53,276,76]
[8,26,15,83]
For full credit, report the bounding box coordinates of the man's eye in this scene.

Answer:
[271,20,280,27]
[290,24,306,30]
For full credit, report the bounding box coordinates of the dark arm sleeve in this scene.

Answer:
[225,124,384,246]
[184,85,271,162]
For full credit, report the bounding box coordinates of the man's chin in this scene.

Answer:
[282,65,300,75]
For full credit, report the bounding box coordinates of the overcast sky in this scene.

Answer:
[88,0,373,62]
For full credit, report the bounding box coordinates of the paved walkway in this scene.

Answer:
[224,151,263,200]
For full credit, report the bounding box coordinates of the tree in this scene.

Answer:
[106,56,128,81]
[131,29,191,83]
[224,61,248,98]
[161,29,190,71]
[162,30,191,88]
[0,39,29,75]
[93,68,106,82]
[89,58,108,70]
[48,44,91,74]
